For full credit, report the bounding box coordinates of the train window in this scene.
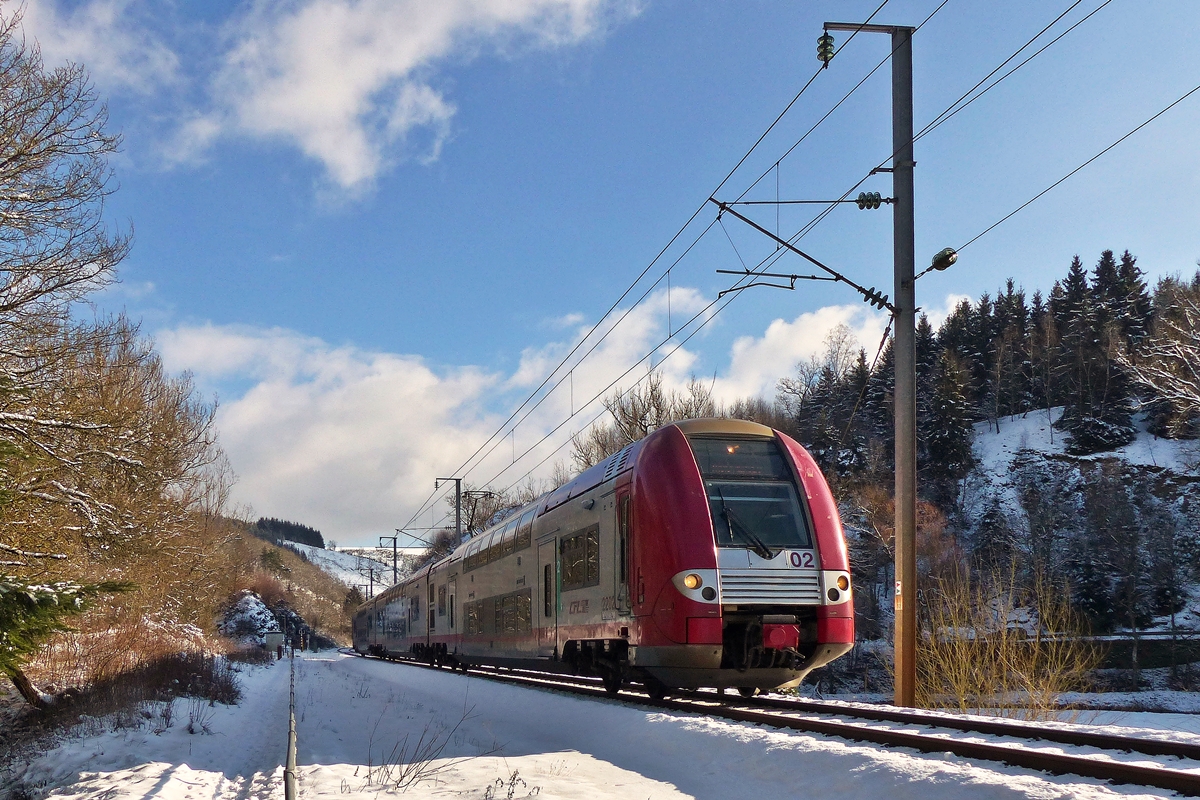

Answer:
[560,524,600,591]
[516,510,534,550]
[465,540,478,571]
[585,526,599,585]
[544,564,553,617]
[449,594,455,629]
[487,531,502,564]
[501,523,517,556]
[465,601,481,635]
[689,437,792,481]
[437,585,447,616]
[707,480,812,550]
[516,589,532,632]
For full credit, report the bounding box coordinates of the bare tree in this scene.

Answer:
[0,11,128,330]
[777,324,859,417]
[0,14,231,707]
[1117,277,1200,431]
[571,371,716,470]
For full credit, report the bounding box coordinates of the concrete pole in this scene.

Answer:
[436,477,464,545]
[890,26,918,708]
[455,480,462,543]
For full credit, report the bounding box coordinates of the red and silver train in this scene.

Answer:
[353,418,854,696]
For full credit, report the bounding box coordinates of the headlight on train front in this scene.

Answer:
[671,569,719,603]
[821,570,852,604]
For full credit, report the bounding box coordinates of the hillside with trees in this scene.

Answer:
[253,517,326,549]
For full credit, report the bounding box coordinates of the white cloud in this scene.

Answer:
[156,289,920,545]
[186,0,638,190]
[21,0,179,94]
[922,292,972,330]
[712,304,890,402]
[158,324,502,541]
[153,286,696,543]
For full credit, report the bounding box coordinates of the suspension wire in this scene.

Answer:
[449,218,719,487]
[445,0,1129,524]
[493,279,752,494]
[483,294,727,491]
[487,225,817,494]
[732,0,952,206]
[397,3,910,535]
[914,0,1110,145]
[957,79,1200,254]
[718,215,750,271]
[734,0,1105,289]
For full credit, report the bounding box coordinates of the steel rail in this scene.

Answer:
[343,650,1200,795]
[386,658,1200,761]
[284,646,298,800]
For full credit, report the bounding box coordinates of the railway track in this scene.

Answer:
[341,649,1200,795]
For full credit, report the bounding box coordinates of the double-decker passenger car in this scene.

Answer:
[353,418,854,697]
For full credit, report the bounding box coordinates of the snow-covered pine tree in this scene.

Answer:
[1054,255,1090,327]
[1091,249,1122,333]
[863,337,895,462]
[1115,250,1152,347]
[922,351,974,507]
[1055,254,1136,454]
[0,575,129,708]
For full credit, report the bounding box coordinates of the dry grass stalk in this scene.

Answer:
[916,566,1101,719]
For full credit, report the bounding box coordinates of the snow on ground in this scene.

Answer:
[973,407,1200,478]
[284,542,394,591]
[15,658,291,800]
[17,652,1200,800]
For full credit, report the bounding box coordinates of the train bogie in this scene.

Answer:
[354,418,854,694]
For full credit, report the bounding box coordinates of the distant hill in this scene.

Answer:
[253,517,325,549]
[282,542,395,596]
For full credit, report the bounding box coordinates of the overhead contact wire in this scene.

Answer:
[957,80,1200,252]
[402,2,898,532]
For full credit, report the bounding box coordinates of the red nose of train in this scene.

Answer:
[761,623,800,650]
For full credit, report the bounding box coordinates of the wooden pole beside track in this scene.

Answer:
[825,20,919,708]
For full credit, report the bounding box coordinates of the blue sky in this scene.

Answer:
[26,1,1200,545]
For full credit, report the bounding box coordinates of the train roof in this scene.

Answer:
[358,418,785,595]
[672,417,776,438]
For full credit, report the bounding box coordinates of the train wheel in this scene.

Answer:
[602,671,622,697]
[644,677,668,701]
[737,687,758,699]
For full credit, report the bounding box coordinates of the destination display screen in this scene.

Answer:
[688,437,792,481]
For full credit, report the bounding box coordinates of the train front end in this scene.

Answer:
[630,418,854,692]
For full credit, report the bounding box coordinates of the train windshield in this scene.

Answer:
[689,437,813,554]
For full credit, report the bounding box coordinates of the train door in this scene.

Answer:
[448,579,456,633]
[537,539,557,657]
[615,491,631,615]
